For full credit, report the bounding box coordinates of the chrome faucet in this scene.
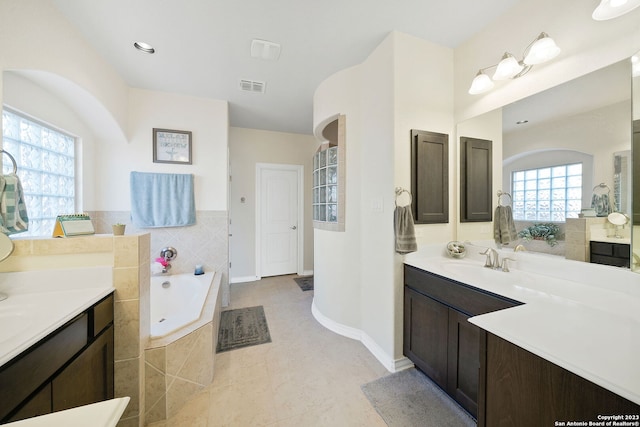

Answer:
[480,248,500,269]
[159,247,178,274]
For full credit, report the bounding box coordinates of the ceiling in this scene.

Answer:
[51,0,521,135]
[502,59,631,134]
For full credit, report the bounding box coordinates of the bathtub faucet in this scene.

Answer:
[160,247,178,274]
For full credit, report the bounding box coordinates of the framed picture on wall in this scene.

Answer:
[153,128,192,164]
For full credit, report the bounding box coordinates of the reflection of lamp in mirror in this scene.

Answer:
[607,212,629,238]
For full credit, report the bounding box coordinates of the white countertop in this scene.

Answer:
[0,266,115,367]
[404,244,640,405]
[4,397,129,427]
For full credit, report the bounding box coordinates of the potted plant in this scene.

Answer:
[112,223,126,236]
[517,223,560,247]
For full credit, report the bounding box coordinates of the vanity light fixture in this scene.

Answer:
[468,32,560,95]
[134,41,155,54]
[592,0,640,20]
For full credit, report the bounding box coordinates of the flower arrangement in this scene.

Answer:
[517,223,560,247]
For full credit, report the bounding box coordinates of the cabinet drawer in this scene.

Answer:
[404,265,521,316]
[590,241,613,256]
[612,244,630,259]
[0,313,88,420]
[91,294,114,337]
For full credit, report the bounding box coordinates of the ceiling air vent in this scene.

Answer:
[250,39,281,61]
[239,79,266,94]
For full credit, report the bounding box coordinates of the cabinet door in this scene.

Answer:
[6,384,51,423]
[448,308,480,419]
[52,325,114,412]
[460,136,492,222]
[411,129,449,224]
[403,287,449,389]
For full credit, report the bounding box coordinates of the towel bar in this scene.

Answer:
[0,150,17,174]
[592,182,610,194]
[394,187,412,207]
[497,190,512,207]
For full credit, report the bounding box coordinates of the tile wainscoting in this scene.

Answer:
[89,210,230,307]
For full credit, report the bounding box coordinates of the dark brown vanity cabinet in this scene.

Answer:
[403,265,521,419]
[0,293,114,423]
[482,333,640,427]
[590,241,630,268]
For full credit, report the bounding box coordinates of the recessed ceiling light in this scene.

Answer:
[134,42,155,54]
[516,120,529,125]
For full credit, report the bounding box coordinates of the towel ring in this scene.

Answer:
[592,183,610,195]
[395,187,412,207]
[1,150,17,174]
[497,190,512,207]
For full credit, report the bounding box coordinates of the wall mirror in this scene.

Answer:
[457,56,636,269]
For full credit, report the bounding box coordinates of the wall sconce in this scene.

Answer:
[592,0,640,20]
[468,32,561,95]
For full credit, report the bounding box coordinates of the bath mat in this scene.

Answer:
[293,276,313,291]
[216,306,271,353]
[361,368,476,427]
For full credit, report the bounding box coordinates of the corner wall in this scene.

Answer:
[312,32,456,371]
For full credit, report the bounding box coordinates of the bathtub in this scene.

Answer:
[145,270,222,423]
[150,271,215,338]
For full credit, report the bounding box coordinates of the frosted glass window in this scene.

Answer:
[2,108,76,237]
[512,163,581,221]
[312,146,338,223]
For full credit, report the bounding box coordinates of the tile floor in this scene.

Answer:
[148,275,390,426]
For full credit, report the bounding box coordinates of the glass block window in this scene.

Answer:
[2,108,76,237]
[512,163,582,222]
[313,146,338,223]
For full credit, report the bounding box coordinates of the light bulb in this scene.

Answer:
[493,53,525,80]
[592,0,640,20]
[468,71,494,95]
[523,33,560,65]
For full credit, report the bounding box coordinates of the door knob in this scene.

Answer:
[291,226,297,230]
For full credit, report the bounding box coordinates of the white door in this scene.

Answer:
[258,165,300,277]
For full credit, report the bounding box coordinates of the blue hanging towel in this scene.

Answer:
[130,172,196,228]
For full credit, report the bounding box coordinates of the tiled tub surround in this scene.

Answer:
[405,244,640,406]
[0,234,150,427]
[144,272,222,424]
[89,210,230,307]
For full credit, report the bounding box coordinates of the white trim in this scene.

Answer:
[311,299,413,373]
[302,269,314,277]
[255,163,305,278]
[230,275,260,284]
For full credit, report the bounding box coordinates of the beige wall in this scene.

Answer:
[228,127,317,281]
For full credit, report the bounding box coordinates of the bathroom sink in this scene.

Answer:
[439,260,535,288]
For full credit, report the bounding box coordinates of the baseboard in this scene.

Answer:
[311,300,362,341]
[230,275,260,284]
[301,269,314,277]
[311,299,409,373]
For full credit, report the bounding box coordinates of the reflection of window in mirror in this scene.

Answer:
[503,150,593,223]
[313,115,345,231]
[511,163,582,221]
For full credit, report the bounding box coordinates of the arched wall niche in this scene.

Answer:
[4,69,127,145]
